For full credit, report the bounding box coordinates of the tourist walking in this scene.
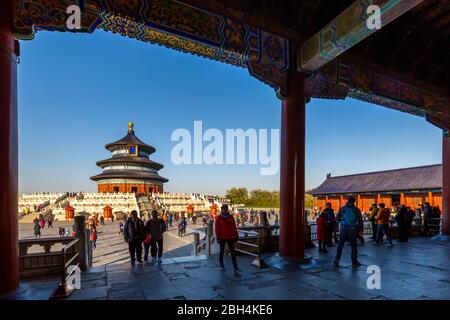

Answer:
[368,203,379,240]
[178,216,187,237]
[111,214,115,223]
[163,213,169,229]
[119,221,124,235]
[145,210,167,262]
[47,217,53,228]
[316,211,328,253]
[322,203,335,246]
[215,204,241,274]
[334,197,363,267]
[395,204,408,242]
[99,215,105,226]
[374,203,392,247]
[422,202,432,236]
[39,217,46,229]
[65,226,72,237]
[168,213,173,227]
[90,224,98,249]
[123,210,145,265]
[33,218,41,239]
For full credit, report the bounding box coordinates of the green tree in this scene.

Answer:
[225,187,249,205]
[226,187,310,209]
[305,194,313,209]
[247,189,280,208]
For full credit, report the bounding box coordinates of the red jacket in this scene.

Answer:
[215,214,239,240]
[316,216,327,241]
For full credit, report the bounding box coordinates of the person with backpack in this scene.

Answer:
[374,203,393,247]
[215,204,241,273]
[334,197,363,267]
[123,210,145,265]
[144,210,167,262]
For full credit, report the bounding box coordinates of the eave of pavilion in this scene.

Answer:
[306,55,450,130]
[311,188,443,197]
[96,156,164,170]
[89,170,169,182]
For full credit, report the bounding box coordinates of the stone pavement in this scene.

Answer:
[60,236,450,300]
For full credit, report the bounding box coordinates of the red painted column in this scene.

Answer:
[279,67,306,260]
[442,133,450,235]
[0,0,20,295]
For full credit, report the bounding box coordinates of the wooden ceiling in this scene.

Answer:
[184,0,449,95]
[350,0,450,96]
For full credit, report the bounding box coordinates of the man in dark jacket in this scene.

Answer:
[145,210,167,262]
[322,203,335,246]
[334,197,363,267]
[215,204,241,274]
[124,210,145,265]
[423,202,432,236]
[395,204,408,242]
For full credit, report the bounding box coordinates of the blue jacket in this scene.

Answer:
[337,205,363,230]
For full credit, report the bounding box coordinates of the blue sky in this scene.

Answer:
[18,30,442,195]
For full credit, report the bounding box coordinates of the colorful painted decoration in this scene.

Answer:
[299,0,424,71]
[128,144,139,157]
[13,0,290,95]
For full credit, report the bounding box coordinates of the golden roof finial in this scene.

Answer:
[128,121,134,133]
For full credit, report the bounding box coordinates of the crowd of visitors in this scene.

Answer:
[122,210,169,265]
[314,198,443,267]
[32,214,54,239]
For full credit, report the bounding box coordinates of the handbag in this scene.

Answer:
[144,233,151,244]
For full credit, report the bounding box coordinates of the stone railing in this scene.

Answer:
[19,216,93,280]
[236,226,279,256]
[19,237,77,278]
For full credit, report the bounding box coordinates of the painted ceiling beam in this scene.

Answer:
[13,0,290,95]
[299,0,424,72]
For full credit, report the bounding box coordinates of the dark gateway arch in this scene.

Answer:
[1,0,450,295]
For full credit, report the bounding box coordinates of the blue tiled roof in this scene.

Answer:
[311,164,442,195]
